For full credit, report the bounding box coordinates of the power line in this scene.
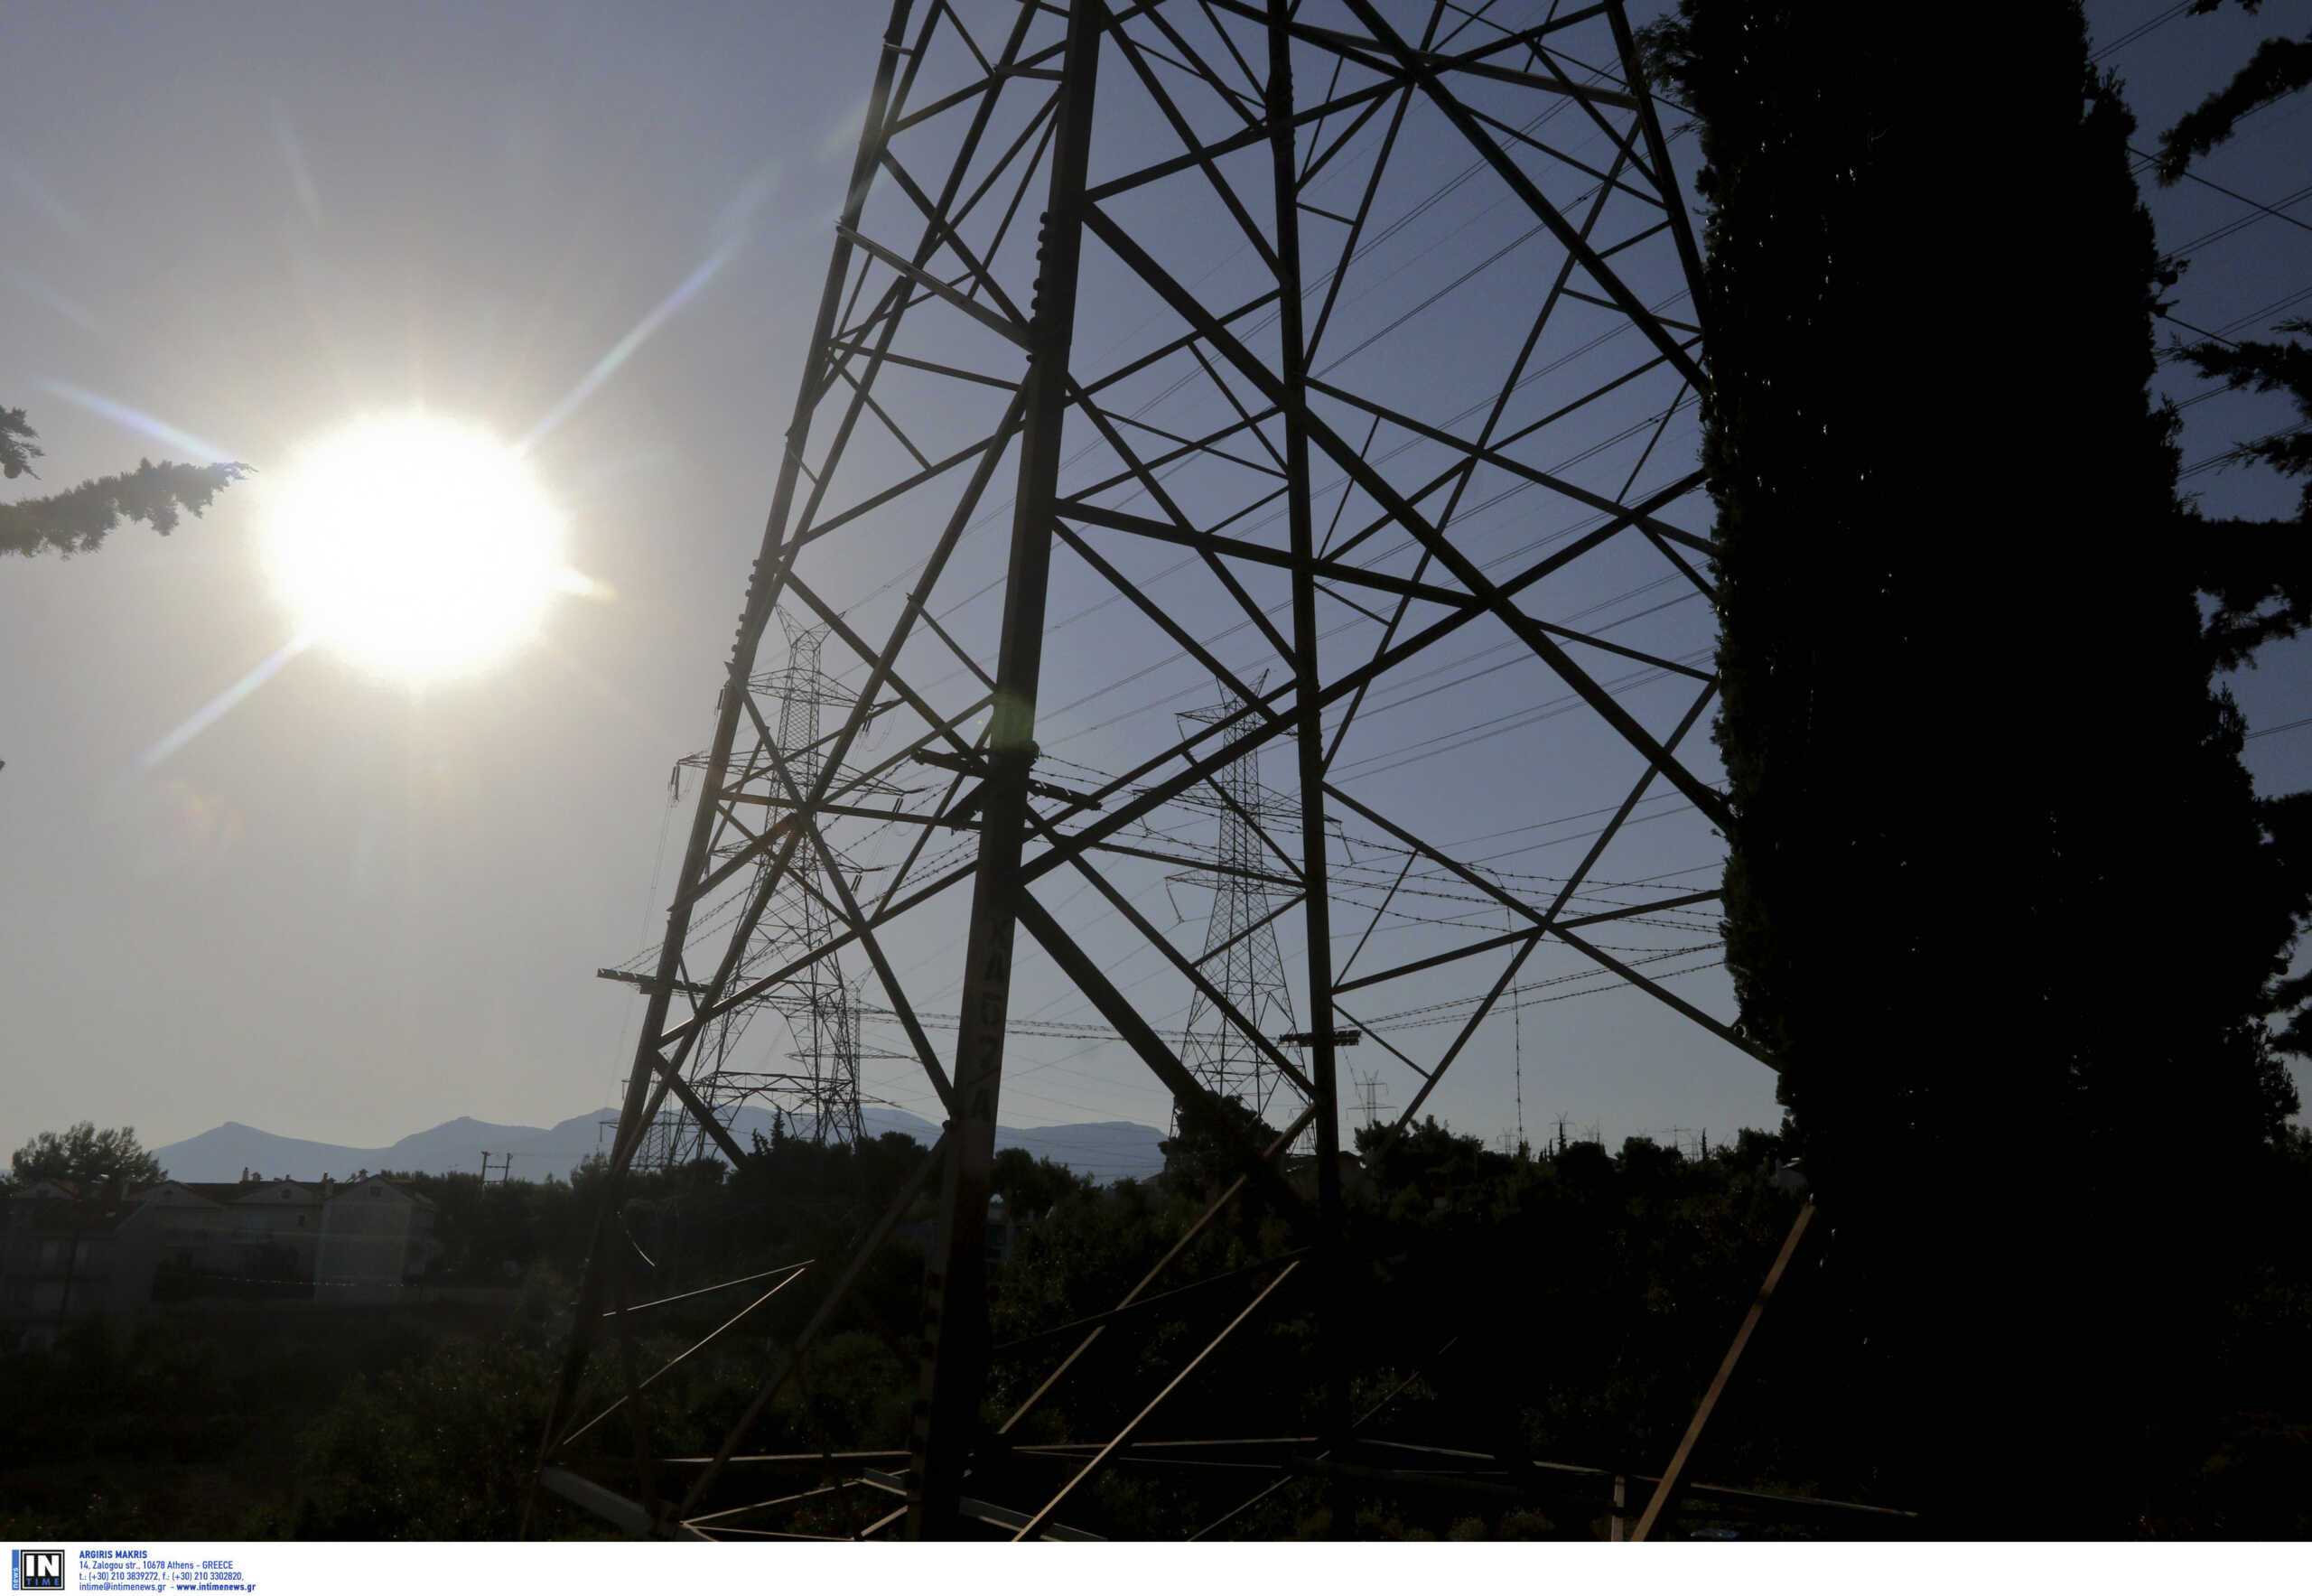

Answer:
[2133,145,2312,238]
[2092,2,2194,63]
[2180,421,2312,481]
[2165,181,2312,258]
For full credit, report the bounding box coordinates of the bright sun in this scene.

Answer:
[263,413,565,683]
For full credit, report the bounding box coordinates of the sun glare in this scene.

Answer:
[263,413,565,683]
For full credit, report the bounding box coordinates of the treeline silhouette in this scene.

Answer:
[6,1114,2309,1538]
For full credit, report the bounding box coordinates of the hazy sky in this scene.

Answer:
[5,0,2307,1162]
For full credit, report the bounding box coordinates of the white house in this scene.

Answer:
[316,1178,438,1301]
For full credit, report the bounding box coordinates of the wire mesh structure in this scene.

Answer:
[533,0,1779,1542]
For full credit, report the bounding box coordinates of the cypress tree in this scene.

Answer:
[1649,0,2303,1528]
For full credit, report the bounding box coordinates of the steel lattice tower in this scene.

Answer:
[534,0,1773,1542]
[1175,680,1299,1130]
[604,610,868,1170]
[752,611,868,1148]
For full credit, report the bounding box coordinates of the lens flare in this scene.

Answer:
[261,413,564,684]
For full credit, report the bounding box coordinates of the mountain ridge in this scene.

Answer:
[150,1107,1165,1184]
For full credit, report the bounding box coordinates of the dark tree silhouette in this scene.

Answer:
[1648,0,2304,1532]
[2149,3,2312,1065]
[988,1145,1093,1218]
[2154,1,2312,183]
[2150,3,2312,704]
[0,406,247,558]
[1156,1092,1278,1198]
[8,1122,166,1189]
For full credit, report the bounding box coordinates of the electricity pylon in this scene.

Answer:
[599,609,869,1171]
[535,0,1763,1543]
[1174,679,1299,1131]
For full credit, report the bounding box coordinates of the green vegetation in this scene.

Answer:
[0,1304,486,1538]
[2154,1,2312,186]
[8,1123,166,1190]
[6,1116,2308,1539]
[0,407,247,560]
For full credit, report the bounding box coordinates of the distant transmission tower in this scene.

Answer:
[602,608,868,1170]
[1174,680,1299,1132]
[752,611,868,1148]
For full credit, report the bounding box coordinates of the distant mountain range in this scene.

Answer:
[150,1106,1165,1185]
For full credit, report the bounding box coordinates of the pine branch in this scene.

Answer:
[0,458,251,558]
[0,406,42,481]
[2156,27,2312,182]
[2258,789,2312,1065]
[2189,513,2312,669]
[2177,322,2312,523]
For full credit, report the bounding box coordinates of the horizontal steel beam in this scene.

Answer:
[538,1468,713,1541]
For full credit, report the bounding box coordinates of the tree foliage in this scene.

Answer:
[2179,326,2312,529]
[1156,1091,1281,1198]
[9,1122,165,1189]
[7,1115,2311,1538]
[0,407,247,559]
[1646,0,2303,1531]
[990,1143,1094,1217]
[284,1336,555,1539]
[2149,3,2312,1050]
[2154,2,2312,183]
